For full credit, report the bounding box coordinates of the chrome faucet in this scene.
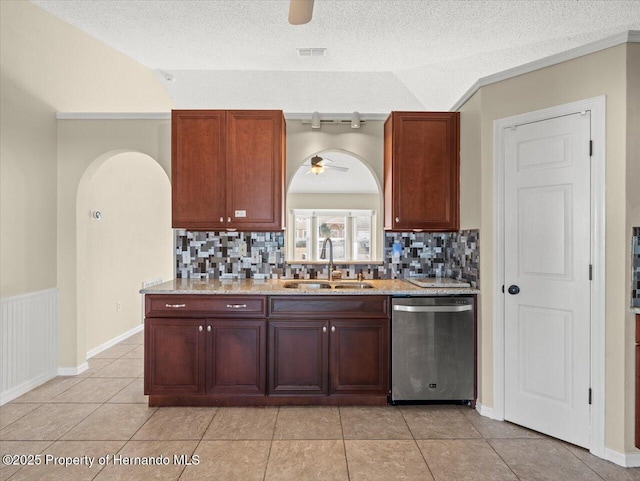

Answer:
[320,237,340,280]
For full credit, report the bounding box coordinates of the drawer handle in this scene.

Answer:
[165,303,186,308]
[226,304,248,309]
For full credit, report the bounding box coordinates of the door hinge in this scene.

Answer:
[588,388,592,405]
[589,264,593,281]
[589,140,593,157]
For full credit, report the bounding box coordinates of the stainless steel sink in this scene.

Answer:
[332,282,374,289]
[282,281,373,289]
[282,281,332,289]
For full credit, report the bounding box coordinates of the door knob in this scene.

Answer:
[507,285,520,295]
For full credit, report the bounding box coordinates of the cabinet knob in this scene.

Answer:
[395,217,400,222]
[219,217,223,223]
[207,325,212,332]
[331,326,336,333]
[198,325,203,332]
[322,326,327,333]
[228,217,231,222]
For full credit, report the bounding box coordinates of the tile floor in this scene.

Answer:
[1,331,639,481]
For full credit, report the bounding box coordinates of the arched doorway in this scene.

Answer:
[286,149,382,262]
[76,151,173,355]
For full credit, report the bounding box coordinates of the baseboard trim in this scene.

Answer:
[0,369,57,405]
[604,448,640,468]
[86,323,144,359]
[475,402,498,420]
[57,362,89,376]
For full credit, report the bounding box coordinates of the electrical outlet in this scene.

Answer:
[116,301,121,312]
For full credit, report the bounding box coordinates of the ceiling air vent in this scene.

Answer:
[297,47,326,57]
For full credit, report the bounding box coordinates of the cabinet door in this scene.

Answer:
[384,112,459,231]
[226,111,284,231]
[172,110,226,230]
[205,319,266,395]
[145,318,205,396]
[268,320,328,395]
[329,318,389,395]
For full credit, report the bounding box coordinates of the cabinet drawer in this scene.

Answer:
[145,295,266,318]
[269,296,389,318]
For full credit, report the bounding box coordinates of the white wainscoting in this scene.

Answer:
[1,289,58,405]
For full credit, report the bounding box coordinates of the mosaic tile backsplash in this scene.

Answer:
[633,227,640,308]
[175,229,480,288]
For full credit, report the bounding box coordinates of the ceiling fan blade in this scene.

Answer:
[289,0,314,25]
[325,165,349,172]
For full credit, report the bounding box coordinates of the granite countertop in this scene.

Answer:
[632,307,640,314]
[140,278,479,296]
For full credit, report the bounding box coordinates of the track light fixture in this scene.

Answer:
[311,111,321,129]
[351,111,361,128]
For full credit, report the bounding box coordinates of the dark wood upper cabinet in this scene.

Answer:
[172,110,226,230]
[384,111,460,231]
[226,111,285,231]
[172,110,285,231]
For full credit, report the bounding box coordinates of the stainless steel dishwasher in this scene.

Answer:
[391,297,475,402]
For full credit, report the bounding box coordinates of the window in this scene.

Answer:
[291,209,374,261]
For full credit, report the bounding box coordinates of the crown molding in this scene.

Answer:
[451,30,640,111]
[56,112,171,120]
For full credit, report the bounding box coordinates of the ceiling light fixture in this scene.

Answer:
[310,164,324,175]
[351,111,361,129]
[311,111,321,129]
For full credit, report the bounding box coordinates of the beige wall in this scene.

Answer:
[626,42,640,451]
[459,44,632,453]
[77,152,173,352]
[0,0,172,366]
[458,91,482,231]
[57,120,171,367]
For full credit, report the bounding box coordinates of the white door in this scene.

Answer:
[503,112,591,448]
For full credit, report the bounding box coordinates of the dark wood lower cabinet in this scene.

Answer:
[145,318,205,396]
[330,319,389,395]
[268,320,328,395]
[206,319,266,395]
[144,294,390,406]
[268,318,389,397]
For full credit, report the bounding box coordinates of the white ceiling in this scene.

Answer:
[288,151,379,194]
[30,0,640,111]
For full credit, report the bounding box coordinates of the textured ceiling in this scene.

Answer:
[30,0,640,111]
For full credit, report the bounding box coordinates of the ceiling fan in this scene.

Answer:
[289,0,314,25]
[304,155,349,175]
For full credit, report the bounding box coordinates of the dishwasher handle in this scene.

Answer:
[393,304,473,313]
